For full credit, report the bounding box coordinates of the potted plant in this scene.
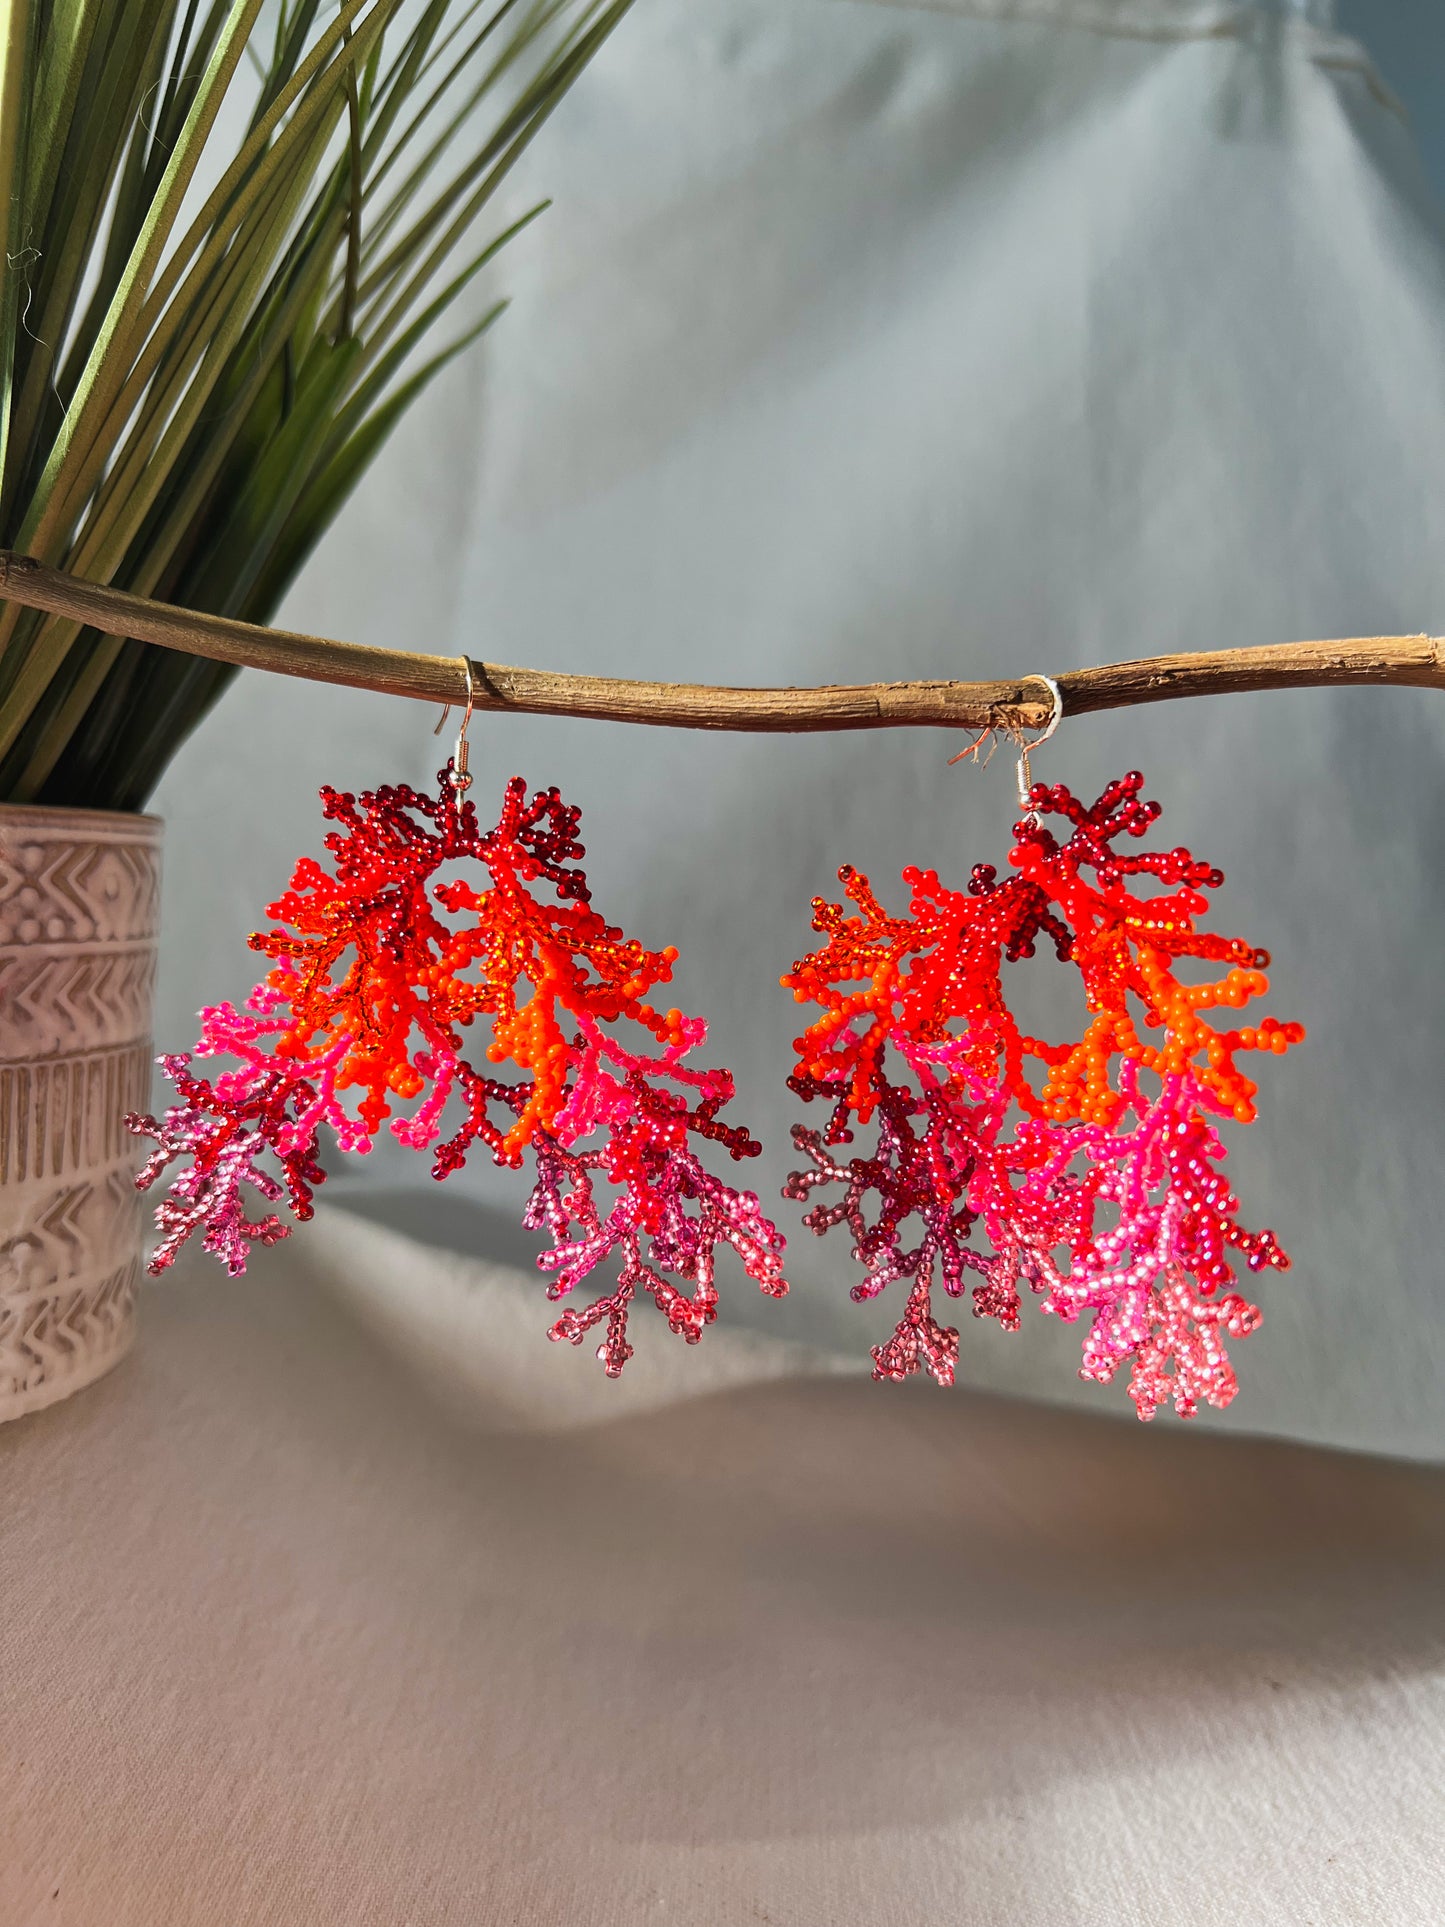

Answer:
[0,0,629,1418]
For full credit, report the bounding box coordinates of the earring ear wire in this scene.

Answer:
[1015,674,1063,816]
[946,674,1065,816]
[433,657,476,790]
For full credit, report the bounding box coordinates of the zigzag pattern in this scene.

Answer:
[0,1044,153,1183]
[0,949,156,1055]
[0,1166,142,1289]
[0,1257,138,1401]
[0,828,160,948]
[0,816,161,1414]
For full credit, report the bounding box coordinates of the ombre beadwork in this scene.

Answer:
[783,772,1302,1419]
[128,767,787,1373]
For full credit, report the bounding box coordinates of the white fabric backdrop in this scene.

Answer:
[4,1219,1445,1925]
[154,0,1445,1458]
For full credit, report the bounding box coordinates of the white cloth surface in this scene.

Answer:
[152,0,1445,1460]
[1,1209,1443,1925]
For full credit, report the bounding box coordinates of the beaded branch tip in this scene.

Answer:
[127,766,788,1374]
[782,771,1303,1420]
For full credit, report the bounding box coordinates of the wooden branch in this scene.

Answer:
[2,550,1442,733]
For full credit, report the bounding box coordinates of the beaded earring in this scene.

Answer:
[128,666,788,1374]
[782,680,1302,1420]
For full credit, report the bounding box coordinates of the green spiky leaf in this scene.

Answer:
[0,0,632,807]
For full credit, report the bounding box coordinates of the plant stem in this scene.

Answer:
[0,551,1441,734]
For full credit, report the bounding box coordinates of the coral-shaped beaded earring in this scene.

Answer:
[783,771,1302,1420]
[128,765,788,1374]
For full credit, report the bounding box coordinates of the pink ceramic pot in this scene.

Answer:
[0,805,162,1420]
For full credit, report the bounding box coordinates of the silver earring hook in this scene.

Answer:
[433,657,476,791]
[1014,674,1063,817]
